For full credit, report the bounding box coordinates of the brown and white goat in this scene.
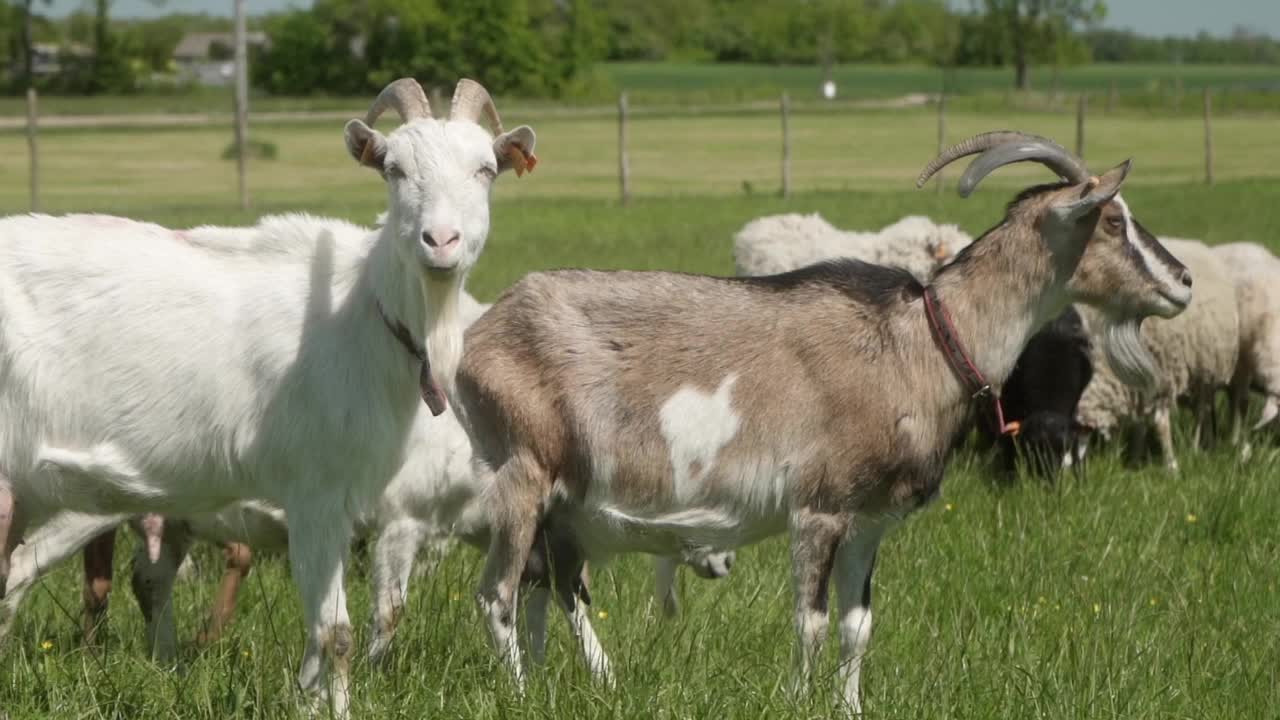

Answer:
[452,131,1192,713]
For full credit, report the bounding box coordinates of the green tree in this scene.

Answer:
[977,0,1106,89]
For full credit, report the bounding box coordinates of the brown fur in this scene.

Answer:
[455,161,1189,707]
[81,528,117,644]
[197,542,253,645]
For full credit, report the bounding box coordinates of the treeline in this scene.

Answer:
[1085,28,1280,65]
[3,0,1278,98]
[255,0,601,97]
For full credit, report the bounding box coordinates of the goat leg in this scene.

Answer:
[197,542,252,645]
[140,514,165,564]
[0,481,25,600]
[81,527,118,645]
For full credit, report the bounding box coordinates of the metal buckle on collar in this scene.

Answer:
[971,384,992,400]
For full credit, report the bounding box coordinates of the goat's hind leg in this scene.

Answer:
[197,542,253,646]
[788,506,849,696]
[368,518,426,665]
[81,527,117,645]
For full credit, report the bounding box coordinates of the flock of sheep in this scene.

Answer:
[0,77,1270,718]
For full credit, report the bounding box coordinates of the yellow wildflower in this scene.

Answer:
[40,640,53,652]
[1185,513,1197,524]
[597,610,608,620]
[1149,597,1159,607]
[944,503,954,512]
[1093,603,1101,615]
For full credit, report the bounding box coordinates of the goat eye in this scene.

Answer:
[384,165,405,180]
[476,166,497,181]
[1106,217,1124,232]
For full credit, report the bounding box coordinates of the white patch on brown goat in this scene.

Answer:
[658,375,741,503]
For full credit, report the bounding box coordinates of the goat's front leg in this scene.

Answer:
[196,542,253,646]
[476,456,546,689]
[129,518,191,663]
[789,507,849,695]
[833,525,886,717]
[288,507,354,719]
[81,527,117,645]
[0,478,26,600]
[368,518,426,665]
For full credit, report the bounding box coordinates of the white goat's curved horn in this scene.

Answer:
[366,78,432,126]
[450,78,504,136]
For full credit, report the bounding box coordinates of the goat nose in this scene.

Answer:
[422,229,461,249]
[1178,268,1192,289]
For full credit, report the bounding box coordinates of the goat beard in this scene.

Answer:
[1101,316,1157,390]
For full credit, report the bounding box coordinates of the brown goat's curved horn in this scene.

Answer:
[450,78,504,136]
[915,131,1089,197]
[366,78,432,126]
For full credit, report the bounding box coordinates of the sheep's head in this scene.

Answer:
[344,78,537,275]
[917,131,1192,389]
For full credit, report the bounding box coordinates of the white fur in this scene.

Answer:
[0,98,525,716]
[734,213,973,282]
[659,374,741,503]
[1212,242,1280,451]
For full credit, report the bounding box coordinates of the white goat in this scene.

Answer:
[1,293,731,671]
[734,213,972,282]
[0,77,536,717]
[453,132,1192,715]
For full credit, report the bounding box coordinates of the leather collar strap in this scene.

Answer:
[922,285,1019,436]
[376,301,448,417]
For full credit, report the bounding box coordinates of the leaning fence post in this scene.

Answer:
[1075,93,1087,161]
[26,87,38,212]
[1203,88,1214,186]
[780,92,791,199]
[618,91,630,206]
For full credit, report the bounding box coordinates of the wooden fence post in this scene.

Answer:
[1075,93,1087,161]
[935,89,947,194]
[780,92,791,199]
[26,87,38,212]
[618,92,630,206]
[233,0,249,210]
[1203,88,1214,186]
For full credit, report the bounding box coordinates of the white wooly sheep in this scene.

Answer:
[733,213,972,281]
[1211,242,1280,454]
[0,77,537,717]
[1075,238,1239,471]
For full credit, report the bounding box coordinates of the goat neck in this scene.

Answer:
[365,225,467,401]
[923,220,1070,404]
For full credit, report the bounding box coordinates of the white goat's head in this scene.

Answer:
[344,78,537,275]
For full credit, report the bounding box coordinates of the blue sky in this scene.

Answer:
[41,0,1280,39]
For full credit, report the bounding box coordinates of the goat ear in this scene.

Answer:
[344,119,388,173]
[494,125,537,177]
[1050,159,1132,224]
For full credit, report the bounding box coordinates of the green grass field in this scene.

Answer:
[0,61,1277,116]
[0,87,1279,719]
